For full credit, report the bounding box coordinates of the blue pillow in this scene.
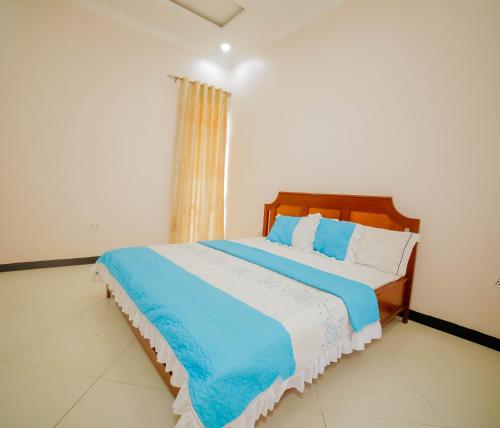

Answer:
[267,215,301,246]
[313,219,356,260]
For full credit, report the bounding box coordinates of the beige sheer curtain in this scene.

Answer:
[169,78,229,243]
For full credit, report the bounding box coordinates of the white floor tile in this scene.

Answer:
[381,320,459,356]
[279,382,322,411]
[0,361,95,428]
[0,305,77,360]
[324,412,445,428]
[102,340,167,390]
[0,265,104,315]
[256,406,325,428]
[446,334,500,370]
[395,348,500,428]
[80,297,132,325]
[11,309,134,377]
[56,379,178,428]
[315,344,446,426]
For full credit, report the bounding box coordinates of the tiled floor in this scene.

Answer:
[0,265,499,428]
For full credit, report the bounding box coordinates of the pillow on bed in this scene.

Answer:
[291,213,322,252]
[345,224,420,275]
[267,215,301,246]
[313,218,356,261]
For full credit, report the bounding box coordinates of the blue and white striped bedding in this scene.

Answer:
[94,238,388,428]
[199,240,379,332]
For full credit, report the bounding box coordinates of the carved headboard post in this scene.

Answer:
[262,204,271,237]
[401,242,419,322]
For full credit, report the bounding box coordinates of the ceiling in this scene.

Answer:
[74,0,346,66]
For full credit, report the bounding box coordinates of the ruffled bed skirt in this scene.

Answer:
[92,263,382,428]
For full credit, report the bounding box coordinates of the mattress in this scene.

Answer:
[94,238,391,427]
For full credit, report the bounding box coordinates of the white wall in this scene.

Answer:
[227,0,500,337]
[0,0,229,263]
[1,0,498,337]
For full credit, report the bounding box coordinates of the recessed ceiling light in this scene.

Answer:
[220,43,231,52]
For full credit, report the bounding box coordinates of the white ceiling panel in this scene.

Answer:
[170,0,243,27]
[73,0,347,66]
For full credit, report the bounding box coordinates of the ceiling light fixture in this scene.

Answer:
[220,43,231,52]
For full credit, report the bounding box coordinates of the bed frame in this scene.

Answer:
[262,192,420,326]
[106,191,420,394]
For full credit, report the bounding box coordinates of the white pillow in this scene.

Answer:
[291,213,322,252]
[346,224,420,275]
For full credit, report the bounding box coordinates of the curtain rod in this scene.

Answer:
[167,74,231,97]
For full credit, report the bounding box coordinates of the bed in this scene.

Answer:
[93,192,420,428]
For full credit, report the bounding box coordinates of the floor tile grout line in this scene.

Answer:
[3,314,71,361]
[393,356,450,428]
[4,308,94,363]
[319,400,451,427]
[409,321,497,363]
[6,324,134,369]
[368,413,451,427]
[5,313,127,365]
[314,327,450,428]
[6,334,57,363]
[6,359,98,380]
[98,377,168,392]
[321,411,327,428]
[77,296,106,317]
[273,406,323,414]
[94,336,136,380]
[6,294,134,372]
[438,329,482,358]
[52,376,100,428]
[394,421,450,428]
[321,411,452,428]
[8,352,168,393]
[380,322,457,427]
[309,346,447,428]
[52,336,133,428]
[440,332,498,369]
[313,380,326,413]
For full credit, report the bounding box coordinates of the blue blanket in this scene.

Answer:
[97,247,295,428]
[200,240,379,332]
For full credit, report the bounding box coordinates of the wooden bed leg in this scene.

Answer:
[106,285,111,299]
[401,244,417,325]
[402,307,409,324]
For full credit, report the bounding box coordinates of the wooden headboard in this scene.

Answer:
[262,192,421,325]
[263,192,420,236]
